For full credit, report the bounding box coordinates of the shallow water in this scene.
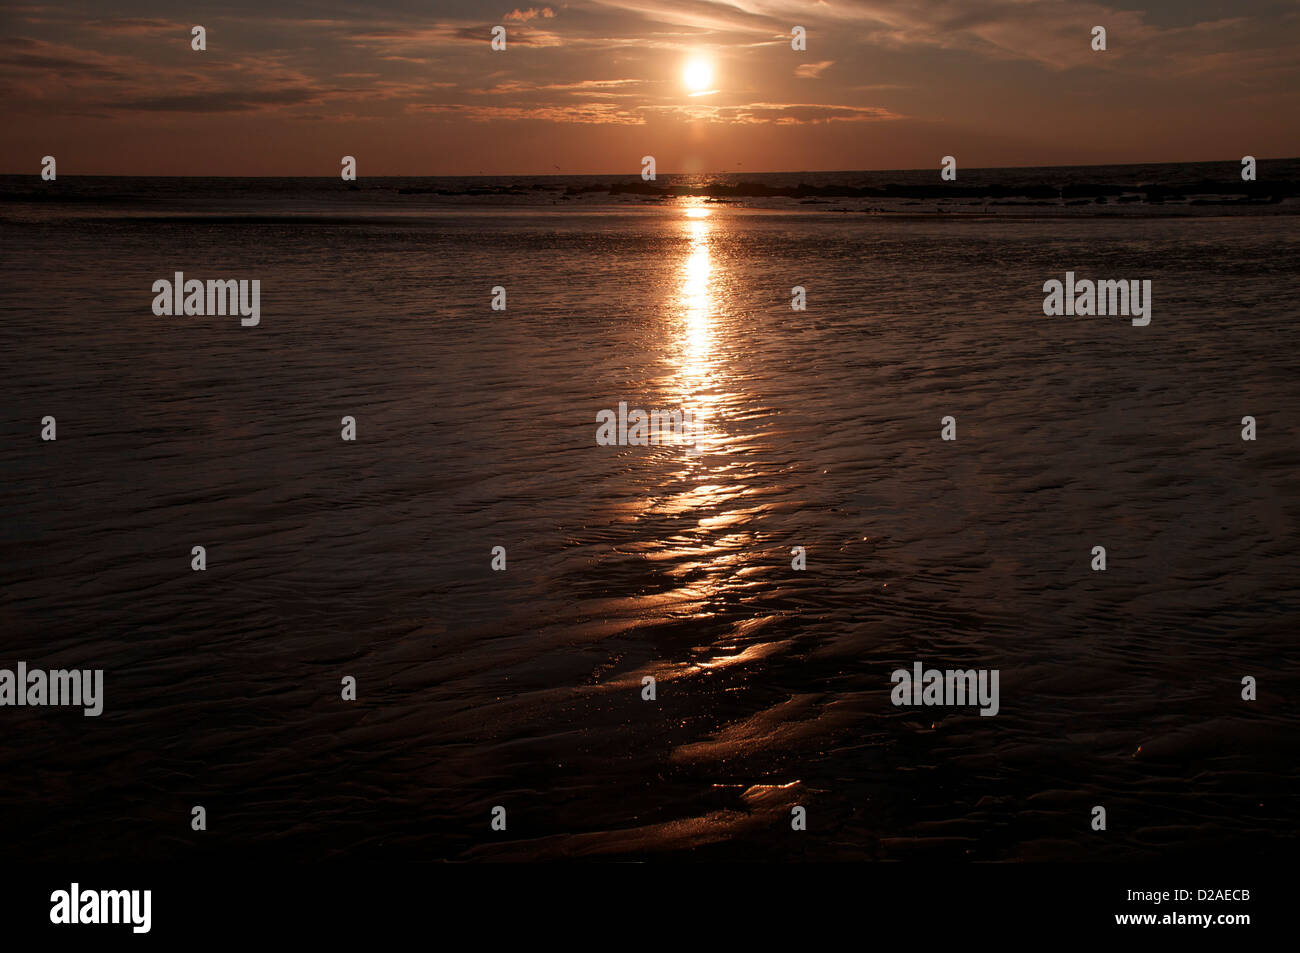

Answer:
[1,196,1298,860]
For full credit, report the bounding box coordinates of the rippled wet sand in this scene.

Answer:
[1,204,1297,860]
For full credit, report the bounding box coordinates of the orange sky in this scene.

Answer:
[3,1,1299,175]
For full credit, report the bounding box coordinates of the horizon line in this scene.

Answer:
[6,156,1295,180]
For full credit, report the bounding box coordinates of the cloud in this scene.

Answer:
[109,88,323,113]
[407,101,642,123]
[468,78,646,95]
[0,34,346,117]
[795,60,833,79]
[409,99,901,125]
[504,7,556,22]
[648,101,902,124]
[83,18,183,36]
[0,49,131,80]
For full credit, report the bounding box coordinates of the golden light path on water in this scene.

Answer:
[649,201,762,632]
[677,204,720,455]
[649,203,804,817]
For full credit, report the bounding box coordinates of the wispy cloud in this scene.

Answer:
[795,60,833,79]
[409,99,901,124]
[504,7,557,22]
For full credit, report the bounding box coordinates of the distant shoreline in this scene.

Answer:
[3,156,1298,179]
[4,158,1297,218]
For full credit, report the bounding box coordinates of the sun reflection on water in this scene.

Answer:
[603,203,779,681]
[677,206,721,455]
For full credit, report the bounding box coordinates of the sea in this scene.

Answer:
[1,160,1297,860]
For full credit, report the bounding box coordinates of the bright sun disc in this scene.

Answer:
[683,60,712,92]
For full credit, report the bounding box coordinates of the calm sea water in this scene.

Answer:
[1,167,1298,860]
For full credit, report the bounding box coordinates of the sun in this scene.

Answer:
[683,59,713,93]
